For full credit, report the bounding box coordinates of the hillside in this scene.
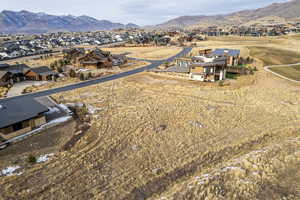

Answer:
[0,10,139,34]
[155,0,300,29]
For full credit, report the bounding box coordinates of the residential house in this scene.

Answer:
[0,64,10,70]
[189,57,228,82]
[210,49,240,66]
[0,71,12,86]
[2,64,31,83]
[112,54,128,66]
[63,48,85,63]
[25,66,58,81]
[0,98,48,140]
[77,49,113,69]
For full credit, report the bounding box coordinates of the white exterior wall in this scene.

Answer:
[190,74,205,81]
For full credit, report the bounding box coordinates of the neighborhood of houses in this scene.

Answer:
[196,22,300,37]
[0,30,174,61]
[0,64,58,87]
[0,46,252,149]
[0,26,262,150]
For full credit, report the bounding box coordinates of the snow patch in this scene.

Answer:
[58,104,72,114]
[221,166,242,172]
[37,153,54,163]
[45,107,60,114]
[43,116,72,126]
[87,105,103,114]
[1,166,21,176]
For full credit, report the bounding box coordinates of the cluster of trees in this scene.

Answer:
[39,53,53,60]
[50,59,70,73]
[238,57,255,66]
[79,72,93,81]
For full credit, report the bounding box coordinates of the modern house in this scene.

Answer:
[189,57,228,82]
[210,49,240,66]
[25,66,58,81]
[165,49,231,82]
[0,98,49,140]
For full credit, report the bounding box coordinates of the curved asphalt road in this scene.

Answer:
[0,47,192,103]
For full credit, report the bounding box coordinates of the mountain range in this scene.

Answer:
[155,0,300,29]
[0,10,139,34]
[2,0,300,34]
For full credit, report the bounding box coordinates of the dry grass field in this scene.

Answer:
[0,36,300,200]
[269,65,300,81]
[102,46,182,60]
[5,54,63,68]
[0,86,9,98]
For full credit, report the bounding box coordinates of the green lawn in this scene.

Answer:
[269,65,300,81]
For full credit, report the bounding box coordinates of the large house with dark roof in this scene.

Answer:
[25,66,58,81]
[0,98,49,140]
[3,64,31,83]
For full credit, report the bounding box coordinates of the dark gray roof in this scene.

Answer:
[190,61,227,67]
[0,64,10,70]
[6,64,30,74]
[211,49,240,57]
[165,65,190,73]
[0,71,10,79]
[0,98,49,129]
[30,66,58,76]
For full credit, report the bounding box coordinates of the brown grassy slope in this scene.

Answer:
[0,37,300,200]
[0,67,299,199]
[269,65,300,81]
[102,46,182,60]
[249,46,300,66]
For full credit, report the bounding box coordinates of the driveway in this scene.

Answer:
[6,81,48,97]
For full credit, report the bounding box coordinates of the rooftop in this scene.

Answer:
[0,98,49,129]
[211,49,240,57]
[30,66,58,76]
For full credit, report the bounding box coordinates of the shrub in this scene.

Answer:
[27,155,37,164]
[79,73,85,81]
[88,72,93,79]
[57,66,63,73]
[249,68,254,75]
[218,80,224,87]
[164,61,170,68]
[69,69,76,78]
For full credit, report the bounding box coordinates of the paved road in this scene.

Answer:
[0,47,192,103]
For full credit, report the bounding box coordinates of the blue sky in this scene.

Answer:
[1,0,289,25]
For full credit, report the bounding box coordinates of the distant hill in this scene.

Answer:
[155,0,300,29]
[0,10,139,34]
